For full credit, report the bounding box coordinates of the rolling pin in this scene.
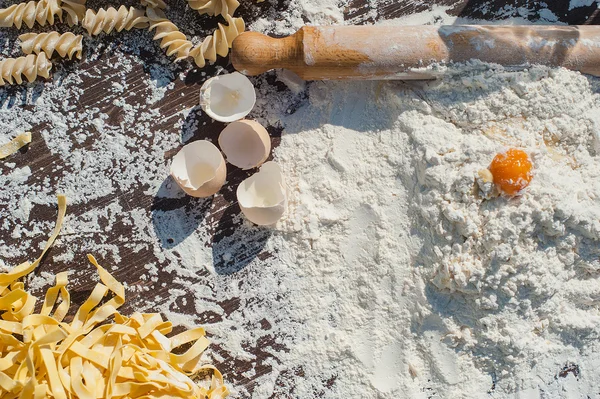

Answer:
[231,25,600,80]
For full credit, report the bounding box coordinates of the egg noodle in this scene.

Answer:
[0,195,229,398]
[0,131,31,159]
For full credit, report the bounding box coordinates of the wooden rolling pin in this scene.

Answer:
[231,25,600,80]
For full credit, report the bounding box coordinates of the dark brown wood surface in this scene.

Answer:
[0,0,598,397]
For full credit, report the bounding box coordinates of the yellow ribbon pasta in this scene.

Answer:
[0,131,31,159]
[0,195,229,399]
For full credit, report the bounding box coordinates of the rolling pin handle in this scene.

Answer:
[231,31,303,77]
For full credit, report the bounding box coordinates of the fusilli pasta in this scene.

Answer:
[62,0,86,25]
[147,8,193,61]
[0,0,62,29]
[147,8,244,68]
[20,32,83,60]
[189,14,244,67]
[83,5,148,36]
[141,0,167,9]
[0,53,52,86]
[187,0,239,17]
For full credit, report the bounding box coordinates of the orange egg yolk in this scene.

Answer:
[489,148,533,196]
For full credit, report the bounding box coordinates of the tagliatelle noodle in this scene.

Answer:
[0,131,31,159]
[0,195,229,399]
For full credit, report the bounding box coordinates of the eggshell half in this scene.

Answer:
[170,140,226,198]
[237,162,286,226]
[200,72,256,123]
[219,120,271,170]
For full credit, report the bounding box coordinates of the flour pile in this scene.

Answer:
[251,65,600,397]
[1,1,600,398]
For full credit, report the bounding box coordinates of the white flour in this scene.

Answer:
[244,66,600,397]
[249,0,345,35]
[569,0,598,11]
[1,1,600,398]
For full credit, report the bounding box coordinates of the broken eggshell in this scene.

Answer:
[219,120,271,170]
[170,140,226,198]
[200,72,256,122]
[236,161,286,226]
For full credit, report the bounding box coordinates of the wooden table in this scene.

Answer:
[0,0,597,397]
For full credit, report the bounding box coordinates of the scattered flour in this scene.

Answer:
[569,0,598,11]
[249,0,346,35]
[1,1,600,399]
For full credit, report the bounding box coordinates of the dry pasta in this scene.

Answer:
[0,0,62,29]
[187,0,240,17]
[140,0,167,9]
[0,132,31,159]
[61,0,86,25]
[82,5,148,36]
[0,195,230,398]
[19,32,83,60]
[0,53,52,86]
[147,8,193,61]
[189,14,244,68]
[147,8,244,68]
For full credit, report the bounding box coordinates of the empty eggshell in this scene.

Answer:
[200,72,256,122]
[170,140,226,198]
[236,161,286,226]
[219,120,271,170]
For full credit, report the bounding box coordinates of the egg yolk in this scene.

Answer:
[489,148,533,196]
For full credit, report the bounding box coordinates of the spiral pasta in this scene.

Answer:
[189,14,244,68]
[0,53,52,86]
[19,32,83,60]
[82,5,148,36]
[147,8,244,68]
[187,0,240,17]
[62,0,86,25]
[147,8,193,61]
[141,0,167,9]
[0,0,62,29]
